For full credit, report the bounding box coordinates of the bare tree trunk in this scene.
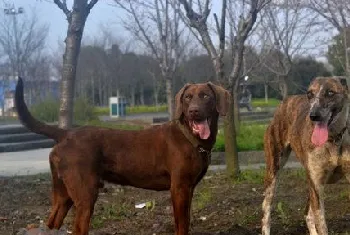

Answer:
[155,91,159,109]
[55,0,98,129]
[130,86,135,107]
[165,77,174,119]
[98,76,103,106]
[265,83,269,103]
[179,0,270,178]
[279,76,288,99]
[224,96,239,177]
[91,75,95,105]
[140,85,145,105]
[343,30,350,85]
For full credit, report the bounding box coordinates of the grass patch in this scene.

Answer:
[127,105,167,114]
[94,105,167,116]
[193,187,213,210]
[252,98,280,108]
[91,203,130,229]
[232,168,265,184]
[214,124,267,152]
[239,209,260,226]
[276,201,291,226]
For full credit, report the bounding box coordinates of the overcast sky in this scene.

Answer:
[0,1,222,53]
[1,0,125,52]
[1,0,333,61]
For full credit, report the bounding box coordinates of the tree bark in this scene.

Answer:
[279,75,288,99]
[224,96,240,178]
[130,86,135,107]
[165,77,174,119]
[56,0,98,129]
[140,85,145,106]
[265,83,269,103]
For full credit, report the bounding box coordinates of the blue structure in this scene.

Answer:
[0,78,60,111]
[0,79,16,110]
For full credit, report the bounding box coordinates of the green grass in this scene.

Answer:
[232,168,265,184]
[94,105,167,116]
[251,98,280,108]
[127,105,167,113]
[213,124,267,152]
[95,100,279,116]
[193,187,213,210]
[91,203,130,229]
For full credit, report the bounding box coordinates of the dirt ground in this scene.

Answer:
[1,168,350,235]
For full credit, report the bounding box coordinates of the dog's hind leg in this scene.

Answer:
[261,126,291,235]
[47,153,73,230]
[64,166,100,235]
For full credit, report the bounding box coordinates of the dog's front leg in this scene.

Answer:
[307,174,328,235]
[170,182,194,235]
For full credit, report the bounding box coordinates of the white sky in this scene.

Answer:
[0,0,333,61]
[1,0,221,53]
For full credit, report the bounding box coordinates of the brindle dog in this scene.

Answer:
[262,76,350,235]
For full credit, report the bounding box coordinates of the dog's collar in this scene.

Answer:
[173,120,212,157]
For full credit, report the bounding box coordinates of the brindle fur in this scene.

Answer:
[262,76,350,235]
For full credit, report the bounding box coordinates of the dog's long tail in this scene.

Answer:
[15,77,67,142]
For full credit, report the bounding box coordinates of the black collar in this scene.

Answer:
[173,120,212,158]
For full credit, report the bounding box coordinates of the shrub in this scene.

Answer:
[74,98,97,123]
[30,97,96,123]
[30,98,59,123]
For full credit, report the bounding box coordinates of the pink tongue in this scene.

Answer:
[193,120,210,139]
[311,123,329,147]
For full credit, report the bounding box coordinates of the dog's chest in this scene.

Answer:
[308,141,350,176]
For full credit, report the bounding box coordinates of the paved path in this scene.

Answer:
[0,148,52,176]
[0,148,302,177]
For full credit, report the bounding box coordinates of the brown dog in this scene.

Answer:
[15,77,230,235]
[262,76,350,235]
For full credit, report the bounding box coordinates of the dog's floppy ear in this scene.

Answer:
[339,77,349,92]
[207,82,231,116]
[174,83,191,120]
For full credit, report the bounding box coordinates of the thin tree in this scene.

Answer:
[53,0,98,129]
[259,0,321,98]
[0,8,49,112]
[308,0,350,84]
[115,0,185,119]
[179,0,270,177]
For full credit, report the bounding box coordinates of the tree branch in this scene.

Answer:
[87,0,99,11]
[53,0,71,18]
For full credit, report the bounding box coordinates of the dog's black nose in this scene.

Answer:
[189,106,200,116]
[309,111,322,122]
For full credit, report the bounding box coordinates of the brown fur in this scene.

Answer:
[262,76,350,235]
[15,78,230,235]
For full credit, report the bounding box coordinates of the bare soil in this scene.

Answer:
[1,168,350,235]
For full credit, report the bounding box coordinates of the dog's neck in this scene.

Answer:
[328,100,350,141]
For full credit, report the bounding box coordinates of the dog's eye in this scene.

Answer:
[307,91,314,99]
[326,90,335,97]
[185,94,192,100]
[203,94,209,99]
